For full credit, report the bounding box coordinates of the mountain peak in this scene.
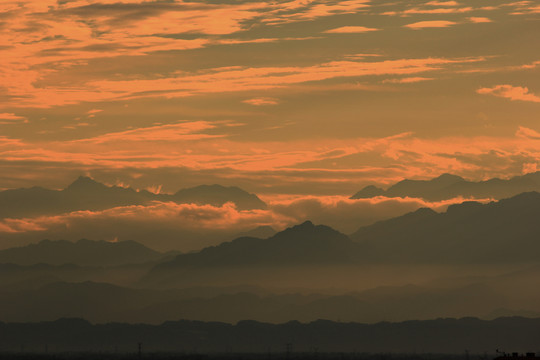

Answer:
[65,176,107,192]
[350,185,385,199]
[296,220,314,228]
[432,173,465,183]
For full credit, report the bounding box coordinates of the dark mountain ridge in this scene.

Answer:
[154,221,357,270]
[351,191,540,263]
[0,316,538,353]
[0,176,267,219]
[150,191,540,271]
[0,238,165,266]
[351,171,540,201]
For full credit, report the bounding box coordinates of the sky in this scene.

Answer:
[1,0,540,197]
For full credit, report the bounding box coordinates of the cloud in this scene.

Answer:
[468,17,492,23]
[516,126,540,140]
[1,124,539,201]
[424,1,459,6]
[403,7,472,15]
[323,26,379,34]
[520,60,540,70]
[0,201,291,251]
[268,195,485,233]
[382,77,433,84]
[404,21,457,29]
[77,121,223,144]
[261,0,371,25]
[0,0,373,109]
[0,113,28,124]
[522,162,538,174]
[477,85,540,103]
[0,195,492,250]
[82,56,482,103]
[243,98,279,106]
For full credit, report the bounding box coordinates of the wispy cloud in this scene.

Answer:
[84,57,483,103]
[1,125,539,198]
[516,126,540,140]
[243,98,280,106]
[323,26,379,33]
[382,77,433,84]
[0,194,491,250]
[424,1,460,6]
[77,121,223,144]
[468,17,492,23]
[477,85,540,103]
[404,20,457,29]
[0,0,374,109]
[0,113,28,124]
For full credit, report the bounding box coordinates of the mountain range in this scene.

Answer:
[0,191,539,326]
[0,238,168,267]
[155,221,356,269]
[148,191,540,270]
[1,316,539,353]
[351,191,540,263]
[351,171,540,201]
[0,176,267,219]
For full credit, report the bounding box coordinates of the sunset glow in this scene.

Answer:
[1,0,539,196]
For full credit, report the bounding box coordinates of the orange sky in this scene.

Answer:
[1,0,539,195]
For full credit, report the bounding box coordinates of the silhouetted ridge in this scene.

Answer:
[432,173,465,183]
[174,184,267,210]
[152,221,356,269]
[352,185,385,198]
[64,176,108,192]
[0,176,267,219]
[0,238,164,266]
[497,190,540,207]
[351,191,540,263]
[235,225,276,239]
[351,171,540,201]
[1,317,539,353]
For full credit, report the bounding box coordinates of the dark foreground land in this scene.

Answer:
[0,317,539,355]
[0,353,496,360]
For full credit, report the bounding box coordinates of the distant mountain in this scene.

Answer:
[351,191,540,263]
[0,239,165,266]
[173,184,267,210]
[0,176,267,219]
[1,316,539,353]
[0,275,536,325]
[351,171,540,201]
[147,191,540,279]
[235,225,276,239]
[153,221,357,270]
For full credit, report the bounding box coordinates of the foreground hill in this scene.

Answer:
[0,316,538,353]
[0,239,166,267]
[0,176,267,219]
[351,172,540,201]
[351,191,540,263]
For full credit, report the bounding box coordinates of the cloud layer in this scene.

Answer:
[0,195,490,251]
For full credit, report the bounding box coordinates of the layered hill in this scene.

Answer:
[153,221,358,270]
[0,239,166,267]
[0,176,267,219]
[351,191,540,263]
[150,191,540,273]
[1,316,539,353]
[351,171,540,201]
